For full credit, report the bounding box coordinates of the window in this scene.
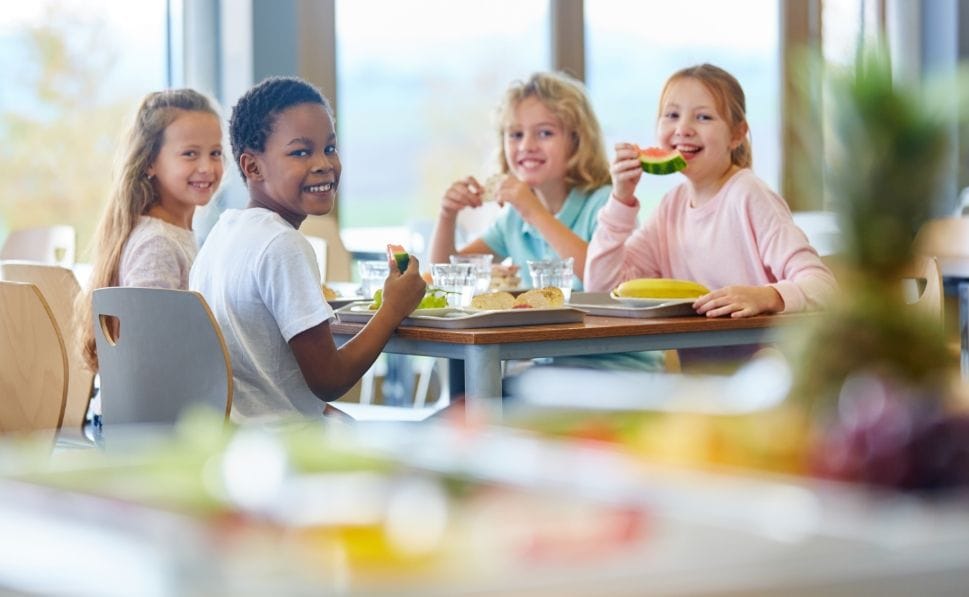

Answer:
[0,0,168,253]
[334,0,549,230]
[586,0,781,213]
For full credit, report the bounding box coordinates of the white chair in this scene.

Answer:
[0,261,95,432]
[1,225,76,267]
[0,281,68,445]
[92,287,232,427]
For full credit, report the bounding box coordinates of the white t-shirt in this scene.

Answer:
[119,216,198,289]
[189,208,333,422]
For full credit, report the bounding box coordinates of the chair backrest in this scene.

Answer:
[914,217,969,278]
[0,261,95,430]
[0,281,68,442]
[299,216,351,281]
[92,287,233,426]
[0,225,76,267]
[792,211,841,257]
[302,234,328,281]
[901,255,944,323]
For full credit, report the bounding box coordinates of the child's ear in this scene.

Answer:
[240,152,262,181]
[731,122,750,149]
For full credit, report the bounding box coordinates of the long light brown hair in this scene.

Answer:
[496,71,611,192]
[658,64,753,169]
[76,89,221,371]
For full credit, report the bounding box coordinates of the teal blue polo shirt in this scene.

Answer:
[480,184,663,372]
[481,185,611,288]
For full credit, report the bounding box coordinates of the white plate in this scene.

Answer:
[344,303,454,317]
[608,293,697,308]
[336,303,585,329]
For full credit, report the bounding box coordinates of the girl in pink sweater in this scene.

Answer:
[586,64,836,318]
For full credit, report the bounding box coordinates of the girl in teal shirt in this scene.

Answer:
[430,71,661,371]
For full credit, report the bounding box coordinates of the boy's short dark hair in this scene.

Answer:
[229,76,331,181]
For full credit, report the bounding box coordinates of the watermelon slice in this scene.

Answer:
[387,243,409,272]
[639,147,687,175]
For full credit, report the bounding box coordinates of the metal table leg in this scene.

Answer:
[464,344,502,421]
[960,281,968,380]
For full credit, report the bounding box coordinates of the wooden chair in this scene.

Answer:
[0,225,76,267]
[299,216,351,281]
[0,261,95,431]
[302,233,328,281]
[901,256,944,323]
[0,281,68,444]
[914,217,969,278]
[92,288,232,427]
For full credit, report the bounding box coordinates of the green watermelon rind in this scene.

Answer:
[393,252,409,272]
[639,151,687,176]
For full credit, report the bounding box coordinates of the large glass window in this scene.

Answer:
[586,1,780,213]
[334,0,549,231]
[0,0,168,254]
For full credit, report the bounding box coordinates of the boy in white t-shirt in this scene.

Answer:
[190,77,425,421]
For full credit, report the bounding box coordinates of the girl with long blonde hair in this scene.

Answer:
[77,89,224,370]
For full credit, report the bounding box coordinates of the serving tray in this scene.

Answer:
[568,292,699,318]
[335,302,585,329]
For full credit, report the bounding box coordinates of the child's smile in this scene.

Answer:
[245,102,341,227]
[657,78,738,186]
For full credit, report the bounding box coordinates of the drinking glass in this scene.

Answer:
[430,263,476,307]
[449,253,494,294]
[358,260,390,299]
[526,257,575,302]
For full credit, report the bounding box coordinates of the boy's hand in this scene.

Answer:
[693,285,784,318]
[380,254,426,320]
[610,142,643,206]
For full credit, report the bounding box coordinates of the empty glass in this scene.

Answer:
[449,253,494,294]
[358,260,390,299]
[430,263,476,307]
[527,257,575,302]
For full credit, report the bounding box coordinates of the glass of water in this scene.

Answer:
[449,253,494,294]
[526,257,575,302]
[358,260,390,299]
[430,263,476,307]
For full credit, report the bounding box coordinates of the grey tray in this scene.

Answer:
[568,292,699,318]
[335,302,585,329]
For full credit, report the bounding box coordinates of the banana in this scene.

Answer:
[613,278,710,299]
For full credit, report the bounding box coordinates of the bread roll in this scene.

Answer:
[470,291,516,310]
[512,287,565,309]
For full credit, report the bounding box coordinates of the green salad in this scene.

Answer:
[369,288,449,311]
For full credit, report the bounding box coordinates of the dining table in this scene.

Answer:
[330,312,808,420]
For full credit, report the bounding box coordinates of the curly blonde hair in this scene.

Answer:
[496,71,610,192]
[76,89,221,371]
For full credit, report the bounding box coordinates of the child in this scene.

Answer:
[430,70,661,372]
[586,64,837,324]
[429,71,611,287]
[78,89,225,370]
[189,76,425,421]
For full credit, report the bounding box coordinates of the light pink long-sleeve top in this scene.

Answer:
[585,169,837,313]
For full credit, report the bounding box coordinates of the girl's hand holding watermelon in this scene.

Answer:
[609,142,645,206]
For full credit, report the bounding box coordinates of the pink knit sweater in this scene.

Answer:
[585,169,837,313]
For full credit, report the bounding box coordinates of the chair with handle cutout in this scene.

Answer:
[92,287,233,427]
